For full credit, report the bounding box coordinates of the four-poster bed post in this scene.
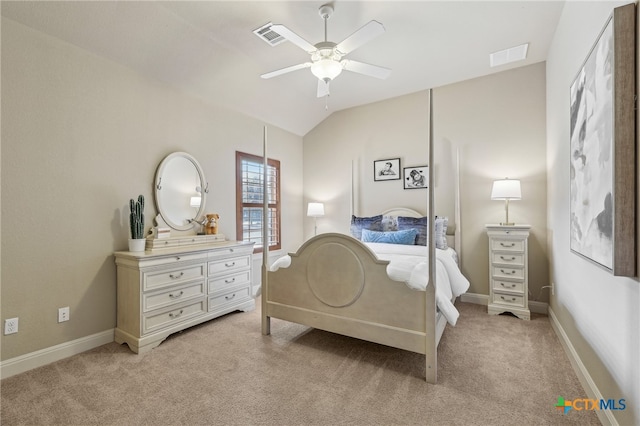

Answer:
[261,126,270,336]
[425,88,437,383]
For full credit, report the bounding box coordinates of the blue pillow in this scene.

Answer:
[397,216,428,246]
[397,216,449,249]
[361,228,418,245]
[350,215,383,240]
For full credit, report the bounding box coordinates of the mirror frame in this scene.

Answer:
[154,152,208,232]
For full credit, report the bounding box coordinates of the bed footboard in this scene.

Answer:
[263,233,440,358]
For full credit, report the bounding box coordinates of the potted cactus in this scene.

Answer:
[128,195,146,252]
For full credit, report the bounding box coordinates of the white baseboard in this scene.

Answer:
[0,329,114,379]
[459,292,549,315]
[547,307,616,426]
[460,292,488,305]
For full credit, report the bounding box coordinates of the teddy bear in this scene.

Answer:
[204,214,219,235]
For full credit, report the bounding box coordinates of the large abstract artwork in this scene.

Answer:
[569,4,636,276]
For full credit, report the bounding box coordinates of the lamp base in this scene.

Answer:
[499,222,515,226]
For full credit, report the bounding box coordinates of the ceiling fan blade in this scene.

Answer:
[335,21,385,54]
[317,79,330,98]
[261,62,312,79]
[270,24,317,53]
[342,60,391,80]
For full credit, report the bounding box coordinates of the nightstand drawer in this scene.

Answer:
[492,293,525,307]
[491,253,524,266]
[491,239,524,252]
[492,266,524,280]
[493,280,524,294]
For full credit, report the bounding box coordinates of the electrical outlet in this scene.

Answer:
[58,307,70,323]
[4,318,18,335]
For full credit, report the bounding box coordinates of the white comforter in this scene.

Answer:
[269,242,470,326]
[363,243,470,325]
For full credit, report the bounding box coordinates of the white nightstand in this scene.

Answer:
[486,224,531,320]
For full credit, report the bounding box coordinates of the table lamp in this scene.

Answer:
[491,178,521,226]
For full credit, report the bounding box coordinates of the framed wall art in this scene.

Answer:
[403,166,428,189]
[374,158,401,181]
[569,3,636,276]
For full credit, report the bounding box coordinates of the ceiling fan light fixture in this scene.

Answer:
[311,59,342,82]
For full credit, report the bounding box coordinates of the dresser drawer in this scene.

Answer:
[491,239,524,252]
[143,282,205,312]
[491,253,524,266]
[138,252,208,268]
[208,270,251,293]
[144,264,206,291]
[493,280,524,294]
[208,255,251,276]
[492,266,524,280]
[142,299,206,334]
[209,287,251,311]
[492,293,525,308]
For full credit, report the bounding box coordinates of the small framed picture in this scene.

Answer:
[403,166,428,189]
[374,158,401,181]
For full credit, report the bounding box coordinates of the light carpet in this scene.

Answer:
[1,300,598,425]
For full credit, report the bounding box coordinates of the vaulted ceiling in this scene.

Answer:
[1,1,565,136]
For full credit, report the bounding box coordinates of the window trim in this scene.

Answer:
[235,151,281,253]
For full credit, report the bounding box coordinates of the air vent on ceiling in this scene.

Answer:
[490,43,529,67]
[253,22,286,46]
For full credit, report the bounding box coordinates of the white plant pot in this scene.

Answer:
[128,238,146,252]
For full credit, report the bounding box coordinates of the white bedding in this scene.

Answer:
[269,242,470,326]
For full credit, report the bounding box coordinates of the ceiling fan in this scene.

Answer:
[260,4,392,98]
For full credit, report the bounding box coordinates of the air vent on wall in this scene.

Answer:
[253,22,286,46]
[490,43,529,67]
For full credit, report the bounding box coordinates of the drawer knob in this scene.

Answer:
[225,293,236,301]
[169,290,184,299]
[500,296,516,302]
[225,262,236,268]
[500,256,516,261]
[500,269,516,275]
[225,278,236,284]
[500,242,515,247]
[500,283,516,288]
[169,309,184,318]
[169,272,184,279]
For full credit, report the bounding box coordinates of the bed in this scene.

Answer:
[261,207,469,383]
[259,90,467,382]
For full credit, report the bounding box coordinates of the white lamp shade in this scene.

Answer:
[491,179,521,200]
[307,202,325,217]
[190,196,202,208]
[311,59,343,81]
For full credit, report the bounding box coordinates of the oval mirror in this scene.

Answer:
[154,152,207,231]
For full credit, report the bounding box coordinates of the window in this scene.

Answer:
[236,151,281,253]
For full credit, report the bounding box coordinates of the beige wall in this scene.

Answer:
[0,18,304,360]
[303,91,455,236]
[546,2,639,425]
[304,63,548,300]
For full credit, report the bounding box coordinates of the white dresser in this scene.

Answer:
[114,241,255,353]
[486,225,531,320]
